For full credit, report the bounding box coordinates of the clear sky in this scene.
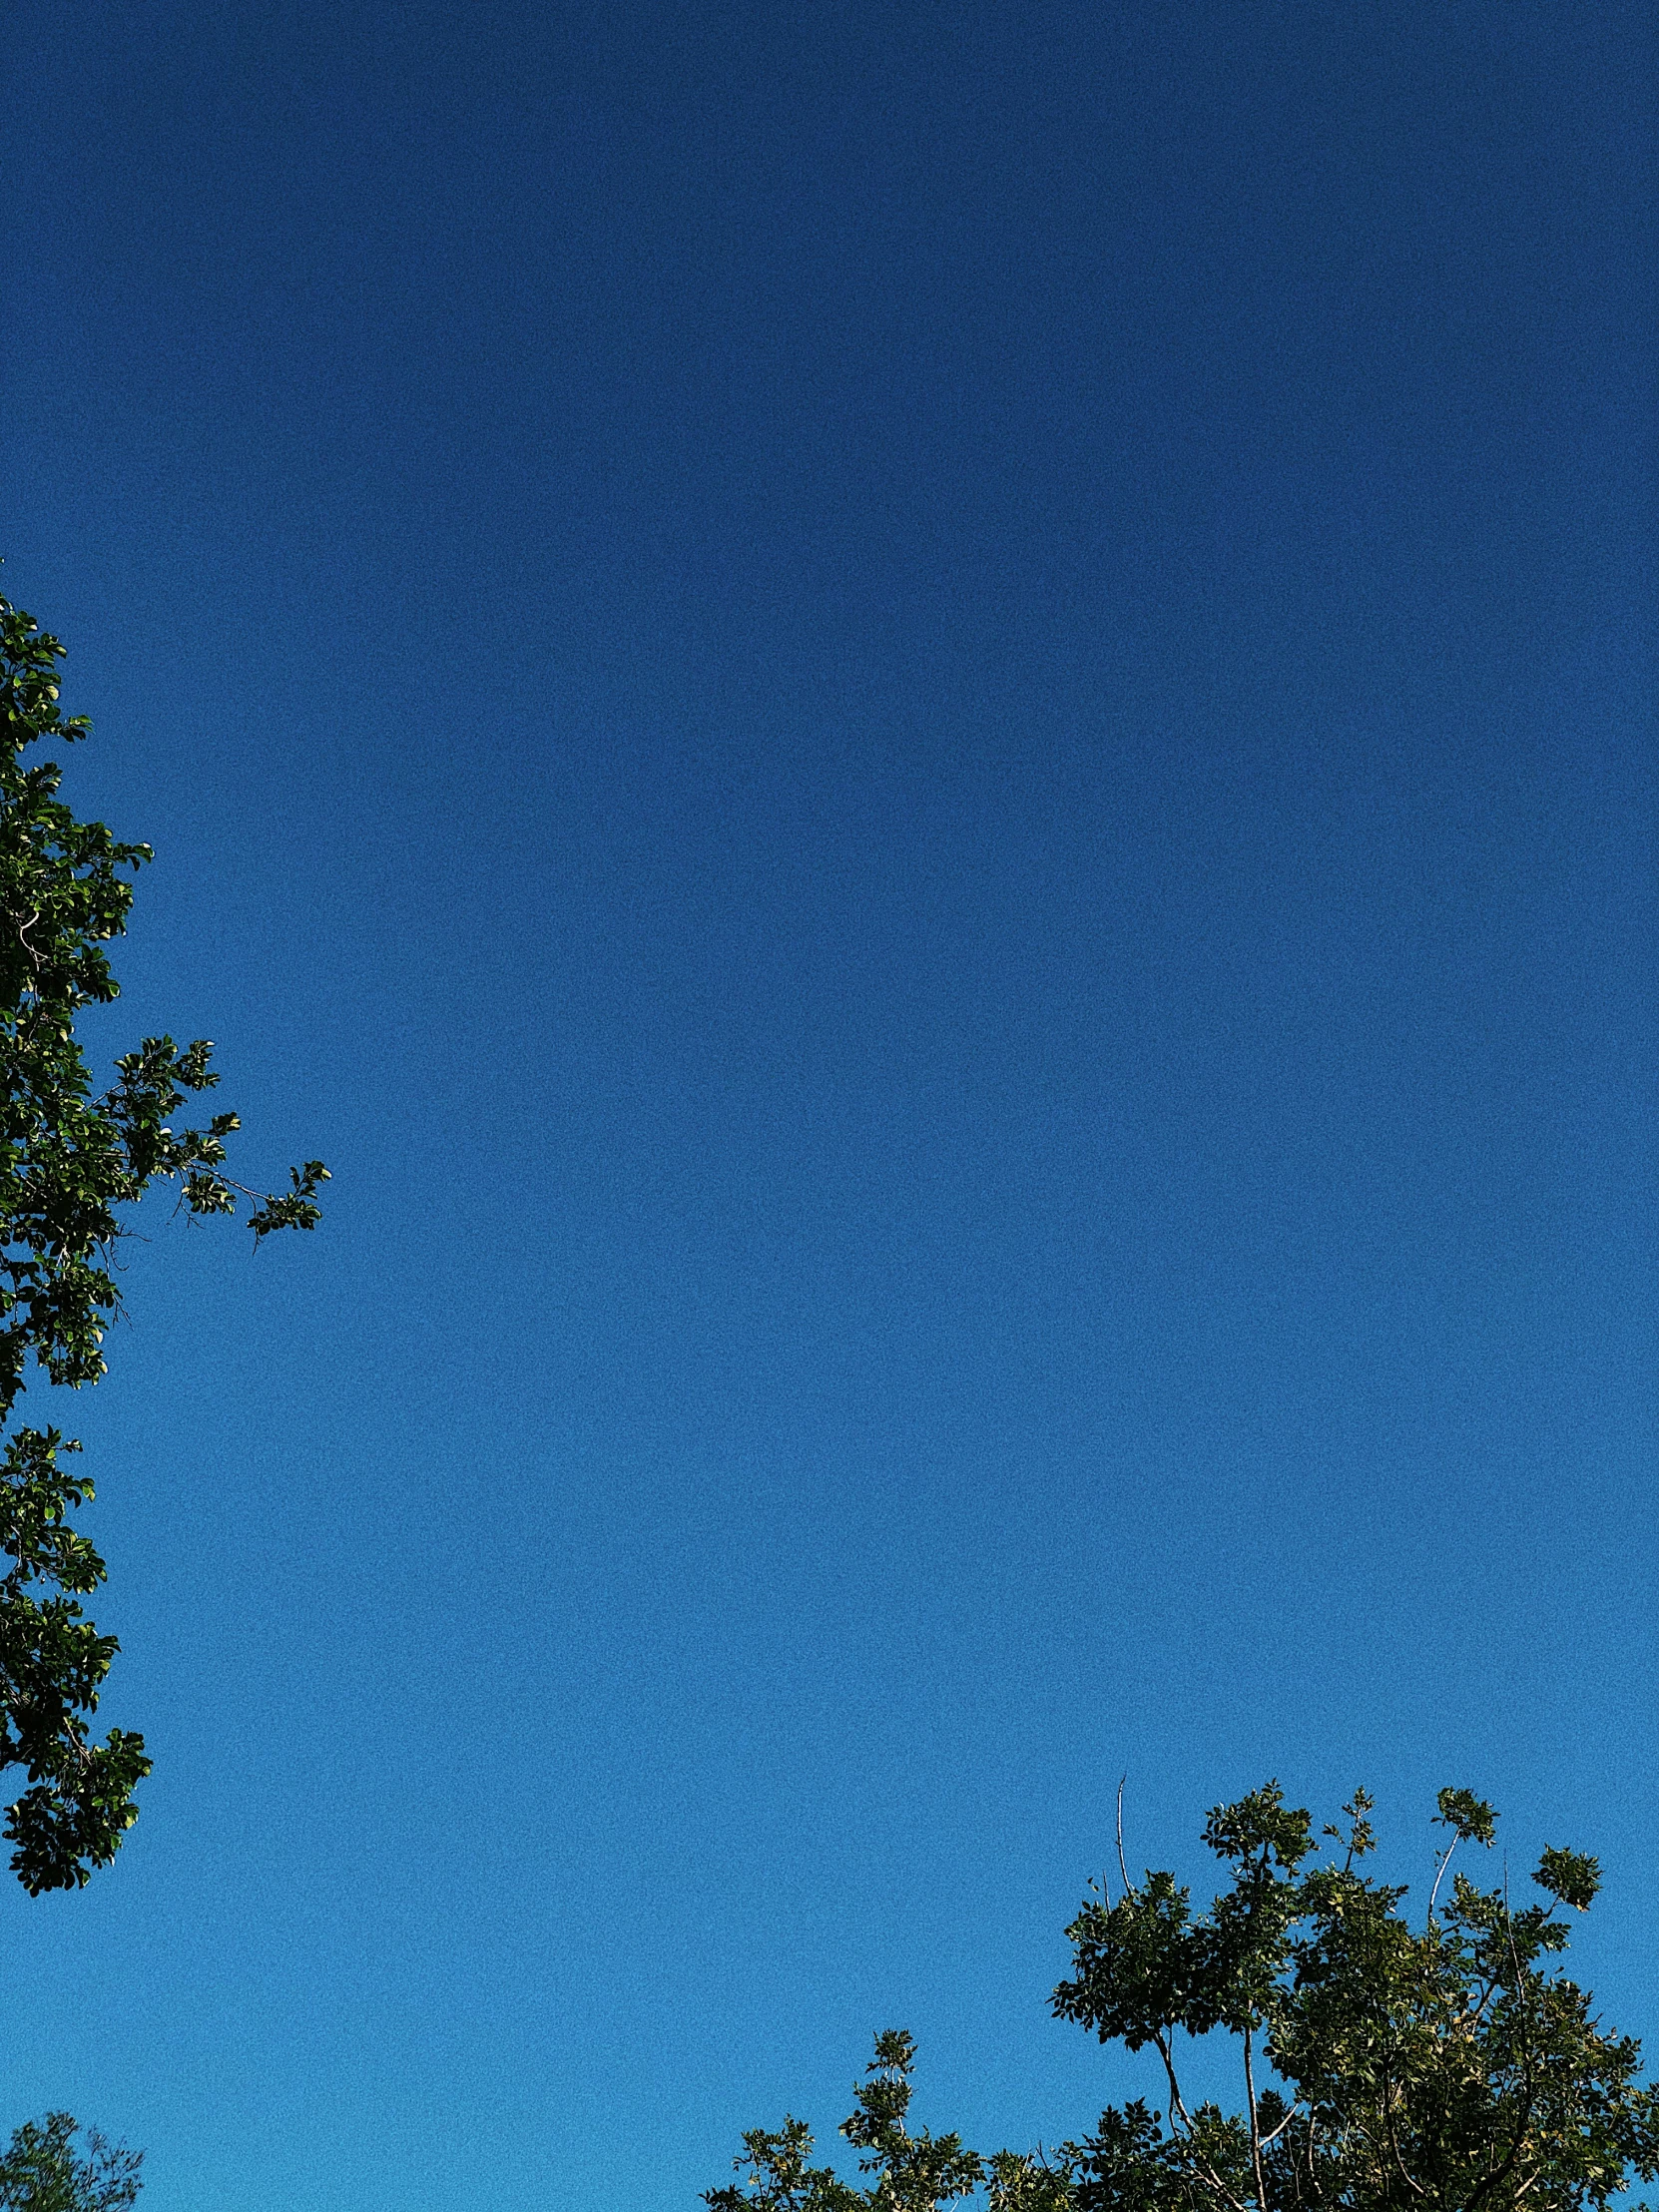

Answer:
[1,3,1653,2207]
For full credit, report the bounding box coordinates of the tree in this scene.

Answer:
[0,2113,142,2211]
[707,1785,1659,2212]
[0,588,326,1895]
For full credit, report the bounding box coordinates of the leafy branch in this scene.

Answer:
[0,587,326,1892]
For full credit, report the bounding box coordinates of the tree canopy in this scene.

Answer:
[0,588,325,1895]
[0,2114,142,2212]
[708,1784,1659,2212]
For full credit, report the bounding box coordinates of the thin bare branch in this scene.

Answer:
[1152,2027,1249,2212]
[1244,2024,1269,2212]
[1260,2102,1304,2151]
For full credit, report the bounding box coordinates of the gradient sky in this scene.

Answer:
[1,3,1654,2208]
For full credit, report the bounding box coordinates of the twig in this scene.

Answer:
[1244,2024,1270,2212]
[1117,1775,1131,1896]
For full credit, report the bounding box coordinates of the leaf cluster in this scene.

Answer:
[0,591,325,1891]
[706,2029,1044,2212]
[0,2112,142,2211]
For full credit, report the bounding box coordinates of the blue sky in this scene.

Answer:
[1,2,1654,2206]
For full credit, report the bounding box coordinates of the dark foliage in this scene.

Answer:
[0,2113,142,2211]
[0,590,324,1892]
